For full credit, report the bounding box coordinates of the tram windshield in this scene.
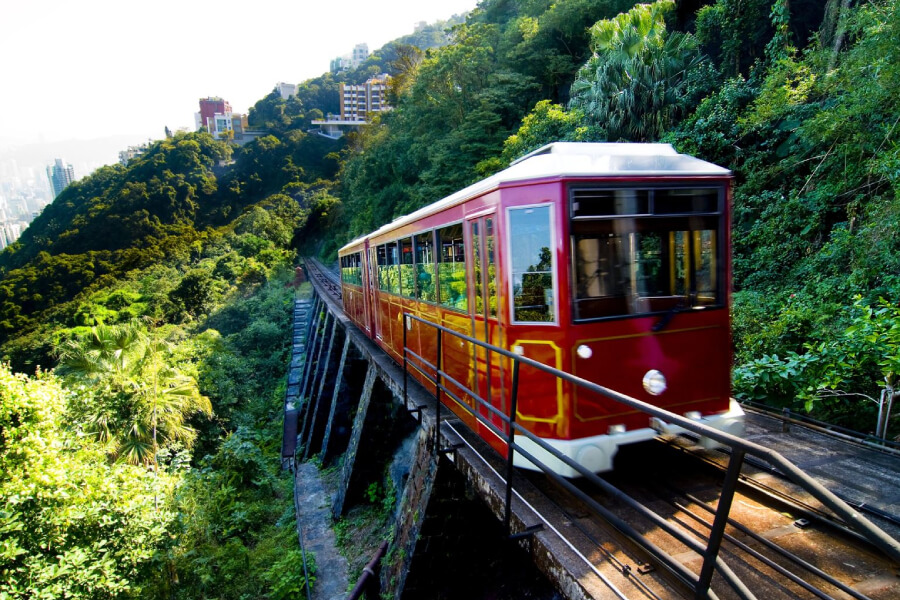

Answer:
[570,186,724,321]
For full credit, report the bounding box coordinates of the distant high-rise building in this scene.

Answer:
[46,159,75,198]
[329,56,346,73]
[331,43,371,73]
[118,143,150,166]
[194,96,250,142]
[351,43,369,68]
[276,82,298,99]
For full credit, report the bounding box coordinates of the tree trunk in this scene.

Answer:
[828,0,854,70]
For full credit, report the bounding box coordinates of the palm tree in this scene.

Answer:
[57,321,211,466]
[569,0,703,142]
[136,337,212,467]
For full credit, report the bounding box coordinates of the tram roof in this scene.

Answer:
[340,142,731,251]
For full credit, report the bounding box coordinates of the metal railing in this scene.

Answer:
[401,312,900,600]
[741,399,900,453]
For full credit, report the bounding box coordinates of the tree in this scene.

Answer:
[0,365,173,598]
[489,100,596,170]
[169,269,218,318]
[57,321,211,465]
[569,0,705,141]
[387,44,425,104]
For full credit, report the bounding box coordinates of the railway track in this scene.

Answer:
[301,257,900,599]
[304,258,342,299]
[456,427,900,600]
[439,415,899,600]
[584,440,897,600]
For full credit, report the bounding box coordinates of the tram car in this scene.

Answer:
[338,143,744,475]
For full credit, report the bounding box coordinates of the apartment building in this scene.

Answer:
[339,74,391,122]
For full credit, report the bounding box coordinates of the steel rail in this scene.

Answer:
[665,434,900,542]
[661,436,876,540]
[742,402,900,454]
[674,500,846,600]
[442,421,637,600]
[672,490,874,600]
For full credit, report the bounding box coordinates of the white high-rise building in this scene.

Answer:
[351,43,369,68]
[277,82,298,99]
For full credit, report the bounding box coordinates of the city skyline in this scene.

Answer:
[1,1,477,155]
[0,0,475,248]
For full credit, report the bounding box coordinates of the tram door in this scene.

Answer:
[468,216,506,433]
[365,244,377,337]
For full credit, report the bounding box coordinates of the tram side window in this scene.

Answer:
[399,237,414,297]
[414,231,436,302]
[342,253,361,285]
[377,243,400,294]
[351,252,362,285]
[437,224,467,311]
[509,206,555,323]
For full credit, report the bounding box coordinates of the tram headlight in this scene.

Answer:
[642,370,667,396]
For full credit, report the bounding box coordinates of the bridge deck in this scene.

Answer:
[297,258,900,599]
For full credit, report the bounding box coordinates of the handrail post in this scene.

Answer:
[403,313,408,410]
[696,448,746,599]
[504,359,521,534]
[435,328,442,454]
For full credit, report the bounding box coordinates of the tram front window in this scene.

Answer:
[570,187,723,321]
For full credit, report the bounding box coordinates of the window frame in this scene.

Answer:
[435,221,468,313]
[506,203,558,326]
[398,236,415,298]
[412,229,438,304]
[567,183,727,324]
[376,242,400,295]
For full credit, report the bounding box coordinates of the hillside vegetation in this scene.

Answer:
[1,0,899,598]
[0,131,318,598]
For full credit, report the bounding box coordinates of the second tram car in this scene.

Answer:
[338,143,744,475]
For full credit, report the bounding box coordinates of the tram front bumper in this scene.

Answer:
[513,399,745,477]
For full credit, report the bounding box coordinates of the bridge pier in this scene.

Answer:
[303,316,345,460]
[319,336,366,465]
[333,363,419,519]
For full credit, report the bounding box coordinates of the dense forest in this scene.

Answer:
[1,0,899,597]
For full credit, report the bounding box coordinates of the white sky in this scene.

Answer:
[0,0,478,149]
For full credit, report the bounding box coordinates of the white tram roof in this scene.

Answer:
[340,142,730,252]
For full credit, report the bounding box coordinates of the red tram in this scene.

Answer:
[338,143,744,475]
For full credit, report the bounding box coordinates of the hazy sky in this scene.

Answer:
[1,0,478,150]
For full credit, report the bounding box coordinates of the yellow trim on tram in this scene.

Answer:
[509,338,563,425]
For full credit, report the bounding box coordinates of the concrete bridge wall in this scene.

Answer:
[282,289,603,600]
